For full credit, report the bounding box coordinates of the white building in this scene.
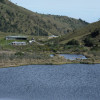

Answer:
[11,41,26,45]
[48,35,58,39]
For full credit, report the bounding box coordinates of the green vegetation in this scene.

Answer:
[0,0,100,67]
[66,39,80,45]
[46,21,100,62]
[0,0,88,36]
[0,51,68,68]
[84,37,94,47]
[0,52,50,60]
[49,21,100,44]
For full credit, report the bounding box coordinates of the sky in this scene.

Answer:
[10,0,100,23]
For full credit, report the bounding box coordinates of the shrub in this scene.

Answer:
[84,38,94,47]
[67,39,80,45]
[0,0,5,3]
[15,52,24,56]
[91,30,100,38]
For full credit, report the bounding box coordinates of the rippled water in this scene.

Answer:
[0,64,100,100]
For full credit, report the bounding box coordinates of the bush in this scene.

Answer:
[15,52,24,56]
[0,0,5,3]
[84,38,94,47]
[91,30,99,38]
[67,39,80,45]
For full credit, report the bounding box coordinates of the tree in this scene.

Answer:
[84,38,94,47]
[91,30,99,38]
[67,39,80,45]
[0,0,5,3]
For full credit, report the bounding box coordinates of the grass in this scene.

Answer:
[0,0,100,66]
[0,0,88,36]
[0,52,67,68]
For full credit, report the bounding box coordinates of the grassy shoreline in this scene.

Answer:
[0,53,67,68]
[0,54,100,68]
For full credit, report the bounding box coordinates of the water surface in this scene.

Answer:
[60,54,87,60]
[0,64,100,100]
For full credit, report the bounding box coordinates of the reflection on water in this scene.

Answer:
[0,64,100,100]
[50,54,54,57]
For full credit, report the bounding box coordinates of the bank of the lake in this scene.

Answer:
[0,55,100,68]
[0,53,67,68]
[0,50,100,68]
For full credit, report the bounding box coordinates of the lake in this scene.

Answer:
[0,64,100,100]
[50,54,87,60]
[59,54,87,60]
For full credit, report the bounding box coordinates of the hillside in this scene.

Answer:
[53,21,100,45]
[48,21,100,57]
[0,0,88,36]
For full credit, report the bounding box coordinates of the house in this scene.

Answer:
[6,36,27,40]
[29,40,35,44]
[11,41,26,45]
[29,38,35,44]
[48,35,58,39]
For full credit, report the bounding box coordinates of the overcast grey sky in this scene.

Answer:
[11,0,100,23]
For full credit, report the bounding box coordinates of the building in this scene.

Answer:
[29,40,35,44]
[48,35,58,39]
[6,36,27,40]
[11,41,26,46]
[29,38,35,44]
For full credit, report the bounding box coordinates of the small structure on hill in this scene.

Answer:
[11,41,26,46]
[48,35,58,39]
[29,38,35,44]
[6,36,27,40]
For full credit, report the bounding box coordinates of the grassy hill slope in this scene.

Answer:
[54,21,100,45]
[0,0,88,36]
[47,21,100,57]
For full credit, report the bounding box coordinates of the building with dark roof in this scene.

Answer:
[6,36,27,40]
[11,41,26,45]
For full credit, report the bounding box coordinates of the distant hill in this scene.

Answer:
[45,21,100,58]
[49,21,100,54]
[0,0,88,36]
[54,21,100,45]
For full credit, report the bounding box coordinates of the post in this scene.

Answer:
[38,19,39,36]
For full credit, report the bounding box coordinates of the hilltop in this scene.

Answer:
[52,21,100,44]
[0,0,88,36]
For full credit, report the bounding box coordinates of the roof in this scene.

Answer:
[6,36,27,38]
[12,41,26,43]
[49,35,58,37]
